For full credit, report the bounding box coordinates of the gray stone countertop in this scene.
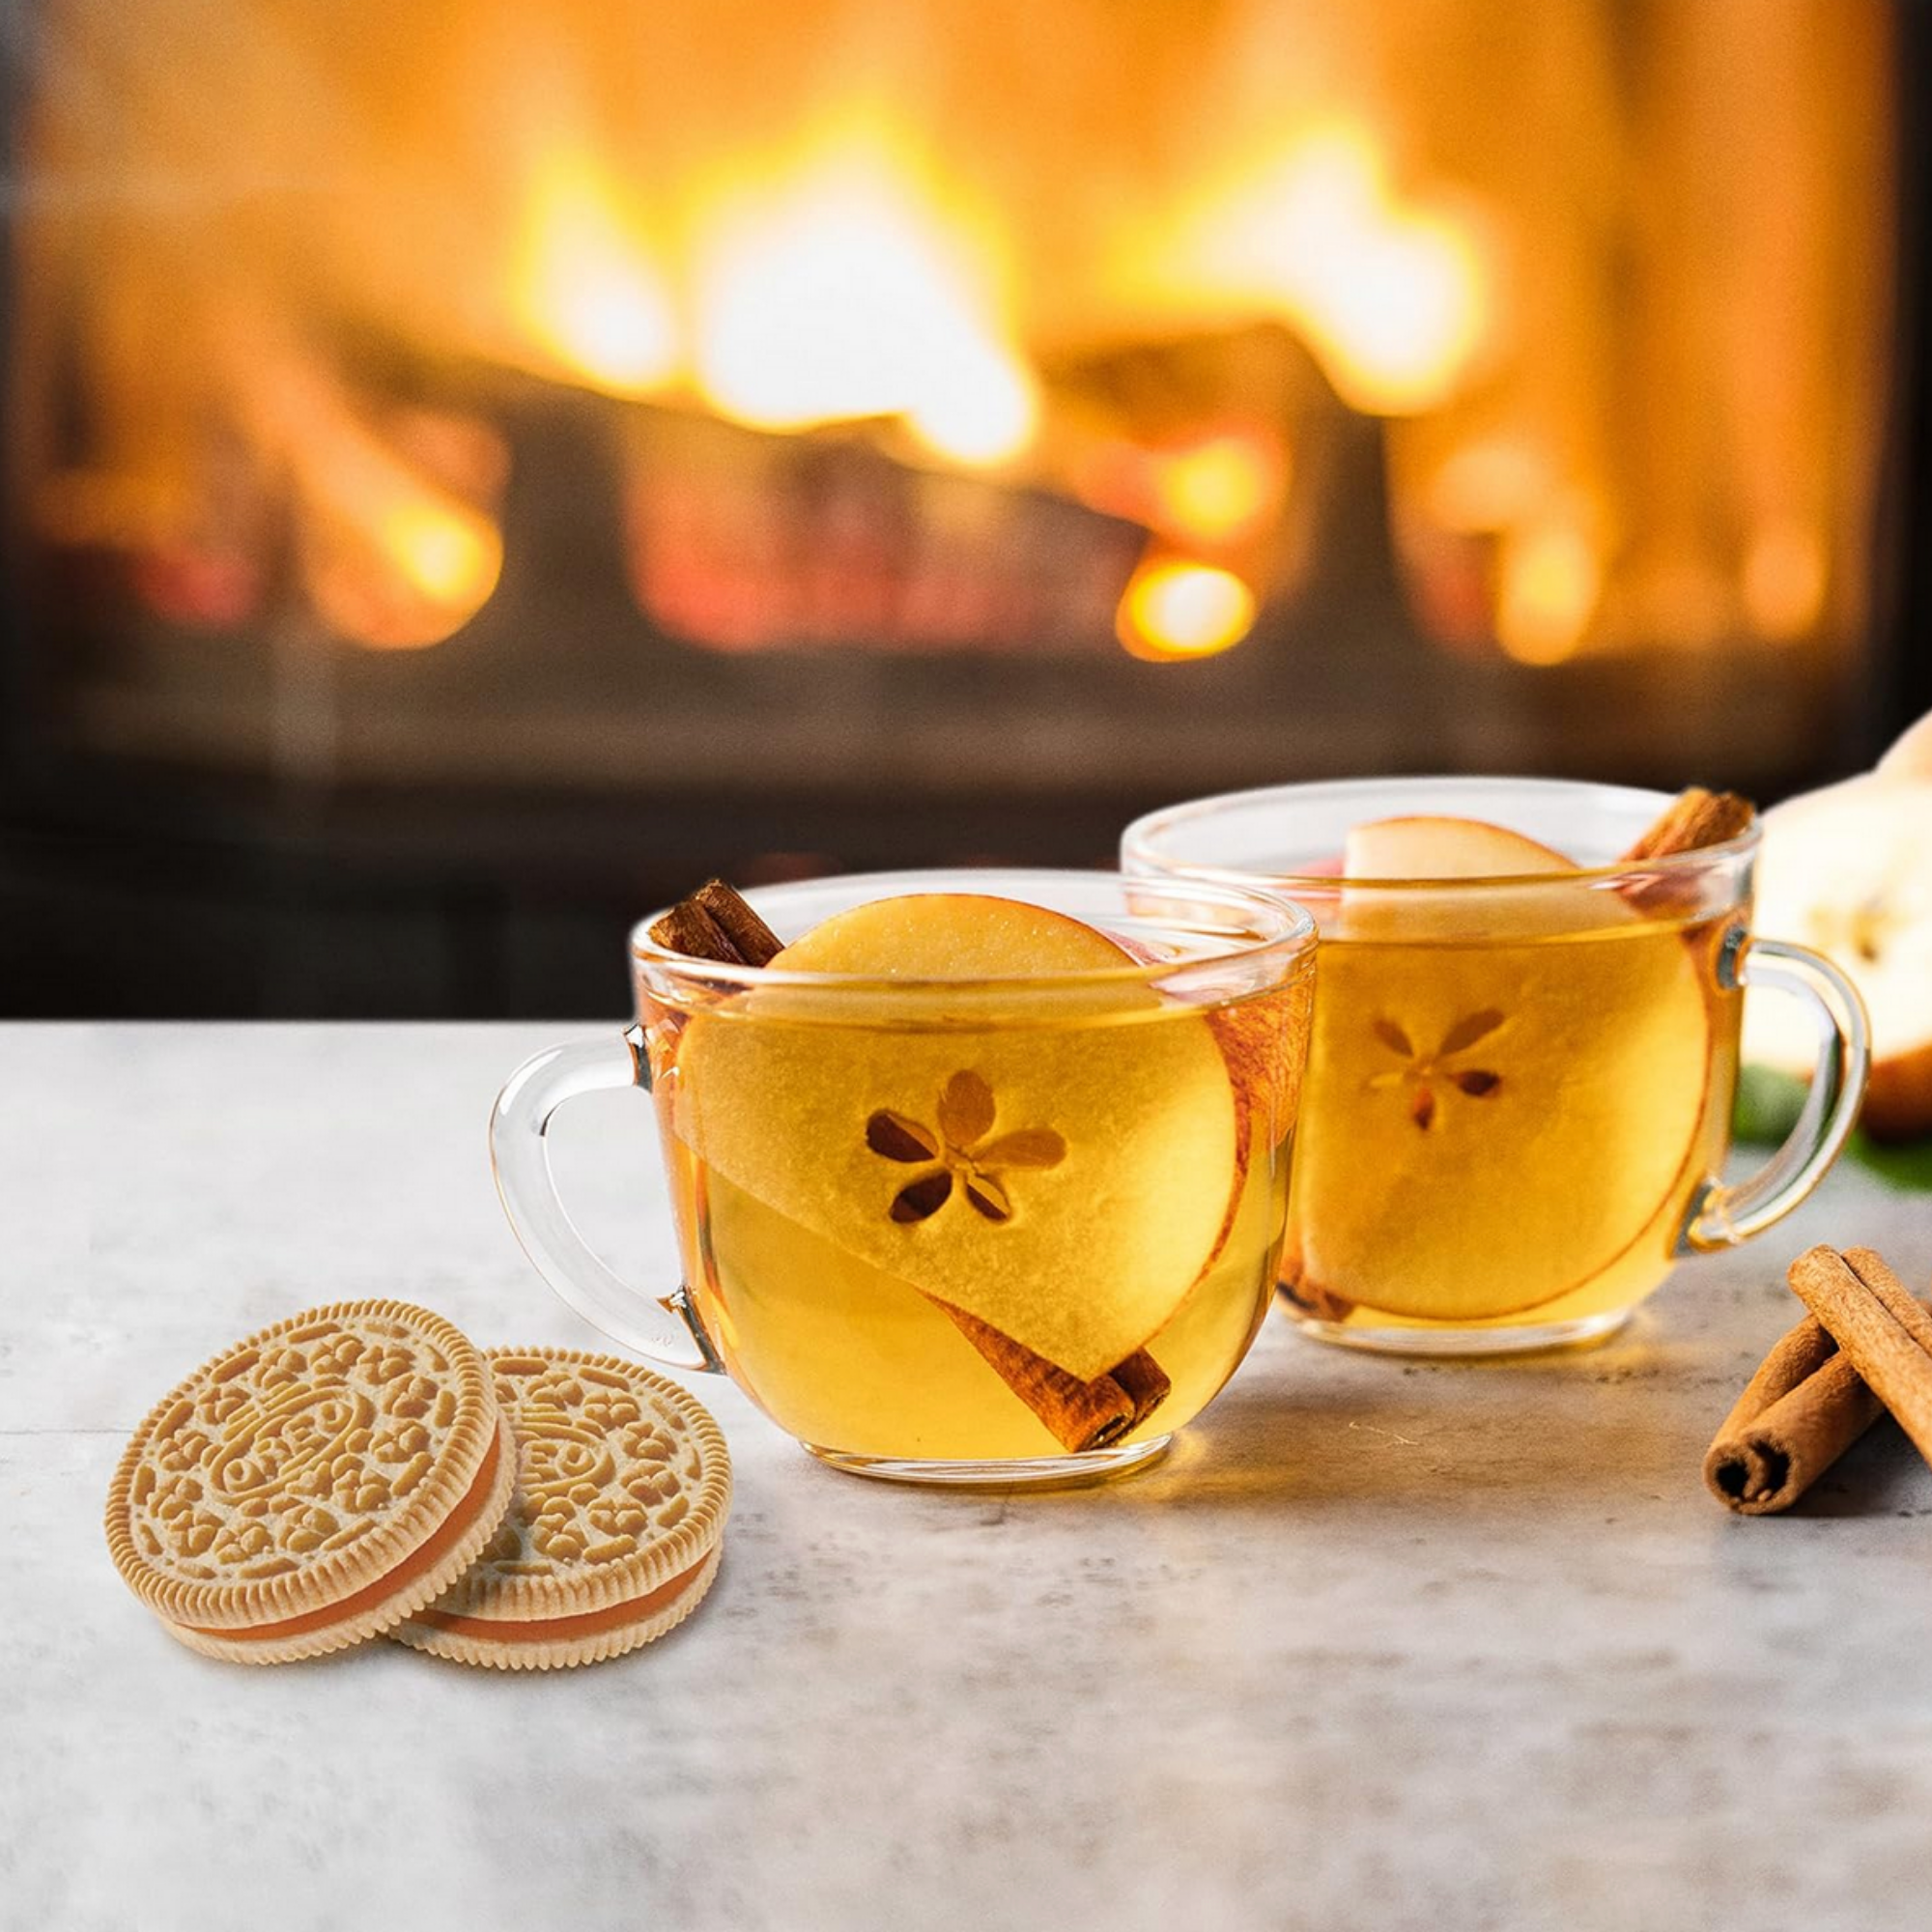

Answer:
[6,1023,1932,1932]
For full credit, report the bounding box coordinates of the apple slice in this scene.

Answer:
[1106,925,1311,1177]
[1744,774,1932,1140]
[673,895,1243,1378]
[1337,815,1627,944]
[1344,816,1576,880]
[1293,813,1716,1321]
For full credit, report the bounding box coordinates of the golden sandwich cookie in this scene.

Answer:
[105,1300,516,1663]
[391,1349,730,1670]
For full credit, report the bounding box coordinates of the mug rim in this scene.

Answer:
[1121,774,1760,893]
[629,865,1319,994]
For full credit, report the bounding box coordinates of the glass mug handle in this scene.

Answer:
[489,1026,721,1373]
[1680,931,1871,1253]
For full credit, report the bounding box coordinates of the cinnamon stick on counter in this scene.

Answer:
[1786,1246,1932,1467]
[1703,1314,1884,1514]
[648,878,1172,1452]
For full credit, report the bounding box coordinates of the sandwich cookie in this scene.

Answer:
[105,1300,516,1663]
[391,1349,730,1669]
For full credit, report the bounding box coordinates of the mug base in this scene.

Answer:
[1284,1305,1633,1358]
[803,1435,1173,1487]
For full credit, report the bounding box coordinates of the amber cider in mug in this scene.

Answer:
[1123,779,1868,1354]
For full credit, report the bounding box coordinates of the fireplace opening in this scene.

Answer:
[1,0,1922,1015]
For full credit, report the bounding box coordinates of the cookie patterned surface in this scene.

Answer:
[391,1349,731,1669]
[104,1300,516,1663]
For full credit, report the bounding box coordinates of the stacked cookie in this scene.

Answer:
[104,1301,730,1669]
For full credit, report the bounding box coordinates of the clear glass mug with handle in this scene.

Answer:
[1122,779,1869,1354]
[491,869,1318,1481]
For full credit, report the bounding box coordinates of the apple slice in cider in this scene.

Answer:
[1338,814,1636,943]
[1343,815,1576,880]
[1292,812,1718,1322]
[673,894,1245,1379]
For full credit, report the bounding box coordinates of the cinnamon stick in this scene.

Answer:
[937,1305,1151,1451]
[1109,1349,1174,1429]
[1619,787,1755,863]
[1702,1314,1884,1514]
[1787,1245,1932,1468]
[1279,1248,1354,1325]
[1617,787,1756,919]
[691,878,783,967]
[650,878,1173,1451]
[647,897,741,965]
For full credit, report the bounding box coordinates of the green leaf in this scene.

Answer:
[1734,1062,1932,1191]
[1851,1132,1932,1193]
[1732,1065,1807,1146]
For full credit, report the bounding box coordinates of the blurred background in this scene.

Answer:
[1,0,1925,1017]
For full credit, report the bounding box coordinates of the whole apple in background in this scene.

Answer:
[1877,710,1932,780]
[1745,712,1932,1140]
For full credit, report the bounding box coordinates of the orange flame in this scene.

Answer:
[689,124,1036,467]
[298,445,504,651]
[1143,124,1490,416]
[231,331,504,651]
[1146,435,1284,546]
[511,152,679,395]
[1496,525,1599,665]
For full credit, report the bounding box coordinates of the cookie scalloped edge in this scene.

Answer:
[161,1411,519,1664]
[104,1298,502,1634]
[422,1346,731,1625]
[391,1541,723,1671]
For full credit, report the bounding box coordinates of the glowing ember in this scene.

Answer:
[1496,525,1600,666]
[1743,521,1828,639]
[1147,435,1284,545]
[231,332,505,652]
[512,152,679,395]
[691,128,1036,468]
[299,460,503,652]
[380,500,499,608]
[1116,560,1256,662]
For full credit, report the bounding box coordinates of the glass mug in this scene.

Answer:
[1122,779,1870,1354]
[491,869,1318,1482]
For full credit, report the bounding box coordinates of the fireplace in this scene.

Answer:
[1,0,1922,1015]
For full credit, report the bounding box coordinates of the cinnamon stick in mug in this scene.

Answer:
[1620,787,1754,863]
[647,879,1173,1451]
[1618,787,1755,919]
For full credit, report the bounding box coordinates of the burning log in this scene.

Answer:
[618,406,1146,656]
